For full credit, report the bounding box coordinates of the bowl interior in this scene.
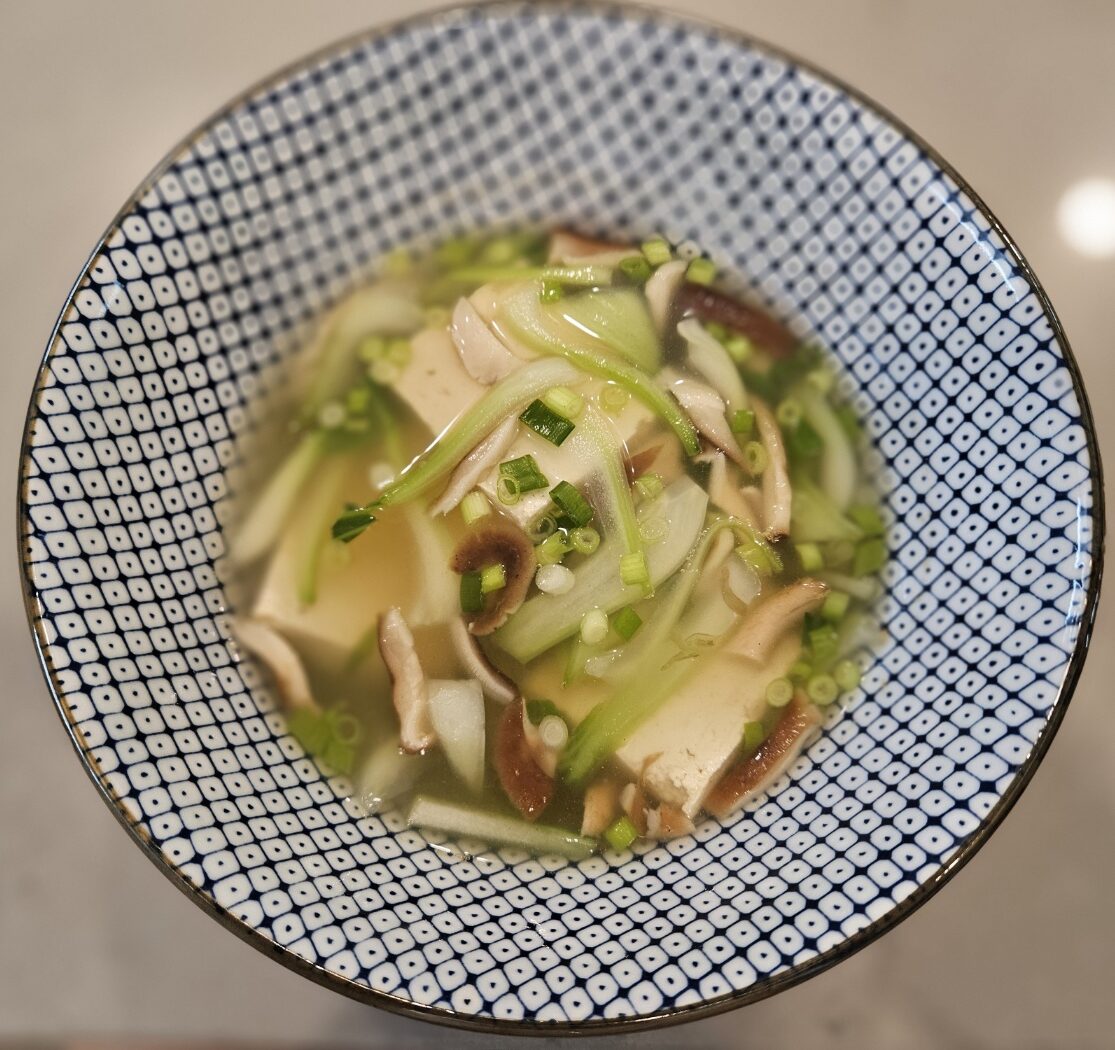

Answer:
[19,2,1099,1032]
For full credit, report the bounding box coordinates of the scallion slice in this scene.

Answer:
[460,571,484,614]
[550,481,594,527]
[332,505,376,544]
[612,606,642,641]
[686,257,717,285]
[834,659,861,692]
[604,815,638,851]
[807,673,838,706]
[619,551,650,589]
[499,453,549,493]
[741,720,766,754]
[520,399,576,446]
[618,255,652,283]
[795,542,824,573]
[536,533,571,565]
[743,440,769,475]
[496,476,521,506]
[460,491,491,526]
[570,526,601,554]
[541,385,585,420]
[634,472,664,501]
[480,564,507,593]
[641,238,672,267]
[852,537,886,577]
[821,590,850,623]
[765,676,794,708]
[730,408,755,436]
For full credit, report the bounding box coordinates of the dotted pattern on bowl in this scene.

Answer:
[19,2,1097,1029]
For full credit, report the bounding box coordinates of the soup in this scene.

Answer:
[229,230,885,859]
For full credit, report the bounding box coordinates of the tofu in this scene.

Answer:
[615,634,801,818]
[392,317,658,529]
[251,448,456,671]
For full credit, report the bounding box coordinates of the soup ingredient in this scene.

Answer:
[494,698,554,820]
[232,618,319,711]
[378,608,434,752]
[427,679,486,793]
[450,520,536,634]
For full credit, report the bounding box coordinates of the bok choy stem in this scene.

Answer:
[498,288,701,455]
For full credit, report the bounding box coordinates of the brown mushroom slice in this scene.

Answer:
[449,297,520,384]
[705,695,822,818]
[677,283,796,357]
[428,416,518,516]
[645,803,695,839]
[703,450,760,527]
[661,369,746,467]
[231,618,318,712]
[494,698,553,821]
[723,578,828,664]
[448,617,517,704]
[581,777,622,837]
[378,607,436,753]
[752,398,791,540]
[547,229,633,267]
[645,259,688,332]
[450,520,536,635]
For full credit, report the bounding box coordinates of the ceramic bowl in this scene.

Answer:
[18,1,1102,1034]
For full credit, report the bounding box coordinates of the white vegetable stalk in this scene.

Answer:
[678,318,749,411]
[427,679,486,793]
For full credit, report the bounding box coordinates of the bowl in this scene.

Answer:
[18,0,1102,1034]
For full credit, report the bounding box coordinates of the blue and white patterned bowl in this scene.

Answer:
[18,1,1103,1033]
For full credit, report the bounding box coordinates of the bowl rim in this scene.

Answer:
[16,0,1106,1036]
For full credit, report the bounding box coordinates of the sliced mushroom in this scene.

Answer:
[645,803,695,839]
[548,229,633,267]
[705,694,822,818]
[723,578,828,664]
[678,318,748,411]
[428,416,518,516]
[449,297,520,384]
[378,607,436,753]
[703,450,760,526]
[662,369,746,467]
[624,419,685,483]
[450,521,536,635]
[494,698,553,821]
[677,283,796,357]
[581,777,622,836]
[722,554,762,612]
[231,618,318,712]
[752,398,791,540]
[645,259,688,333]
[448,617,517,704]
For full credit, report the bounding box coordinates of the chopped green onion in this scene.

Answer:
[821,590,850,623]
[634,472,664,501]
[461,490,491,526]
[834,659,862,692]
[853,537,887,577]
[326,710,363,746]
[808,624,840,668]
[824,539,856,568]
[369,359,401,385]
[789,659,813,683]
[686,257,717,286]
[849,505,886,536]
[724,334,754,363]
[528,512,558,542]
[345,387,371,416]
[358,335,387,363]
[705,321,729,341]
[735,534,782,577]
[807,673,839,706]
[641,238,672,267]
[580,609,609,645]
[619,551,650,589]
[481,563,507,593]
[570,526,601,555]
[540,279,564,303]
[618,255,652,283]
[332,505,376,544]
[604,815,638,851]
[743,441,769,475]
[542,385,585,420]
[638,517,667,544]
[526,698,562,725]
[499,453,549,493]
[796,542,824,573]
[600,384,631,414]
[789,419,823,461]
[766,676,794,708]
[741,720,766,754]
[496,475,521,506]
[730,408,755,436]
[322,739,356,775]
[806,367,834,395]
[288,708,329,754]
[776,398,803,429]
[536,533,571,565]
[549,481,594,527]
[460,571,484,614]
[612,606,643,641]
[520,399,576,446]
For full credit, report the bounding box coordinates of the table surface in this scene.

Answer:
[1,2,1111,1047]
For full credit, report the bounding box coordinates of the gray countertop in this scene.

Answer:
[1,2,1111,1047]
